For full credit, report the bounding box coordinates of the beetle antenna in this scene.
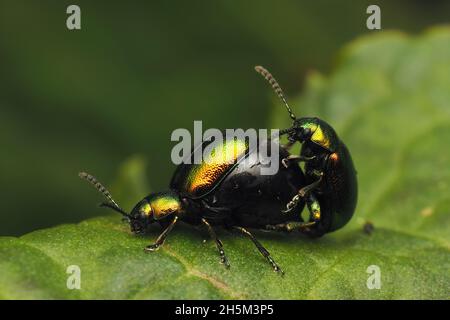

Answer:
[78,171,129,217]
[99,202,129,218]
[254,65,296,121]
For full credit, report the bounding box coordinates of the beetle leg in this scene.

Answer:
[233,226,284,275]
[201,218,230,268]
[144,216,178,252]
[268,193,322,234]
[283,173,323,213]
[265,221,316,232]
[281,155,316,168]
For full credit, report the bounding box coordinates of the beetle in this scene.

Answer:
[80,135,309,274]
[254,65,358,237]
[79,65,357,274]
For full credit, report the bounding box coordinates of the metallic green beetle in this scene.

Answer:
[255,65,358,237]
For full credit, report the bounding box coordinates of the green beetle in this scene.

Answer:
[255,65,358,237]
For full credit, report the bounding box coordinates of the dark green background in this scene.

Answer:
[1,0,449,235]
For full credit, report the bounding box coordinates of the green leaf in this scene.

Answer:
[1,27,450,299]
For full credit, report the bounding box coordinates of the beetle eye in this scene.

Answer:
[301,127,312,138]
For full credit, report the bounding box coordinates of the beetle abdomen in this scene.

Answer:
[203,141,306,227]
[323,142,358,231]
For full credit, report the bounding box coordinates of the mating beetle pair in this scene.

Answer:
[80,66,357,274]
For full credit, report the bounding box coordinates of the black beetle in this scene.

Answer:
[80,65,357,274]
[254,66,358,237]
[80,135,308,274]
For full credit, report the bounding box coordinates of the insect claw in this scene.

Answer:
[222,258,231,269]
[282,202,296,214]
[144,244,160,252]
[275,267,285,276]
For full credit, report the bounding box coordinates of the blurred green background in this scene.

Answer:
[0,0,449,236]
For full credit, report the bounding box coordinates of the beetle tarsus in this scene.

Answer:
[267,255,284,275]
[282,194,301,213]
[220,253,231,269]
[144,243,160,252]
[284,175,323,213]
[233,226,283,275]
[201,218,230,269]
[265,221,316,233]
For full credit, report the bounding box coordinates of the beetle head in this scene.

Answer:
[292,118,338,152]
[79,172,182,235]
[289,118,317,142]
